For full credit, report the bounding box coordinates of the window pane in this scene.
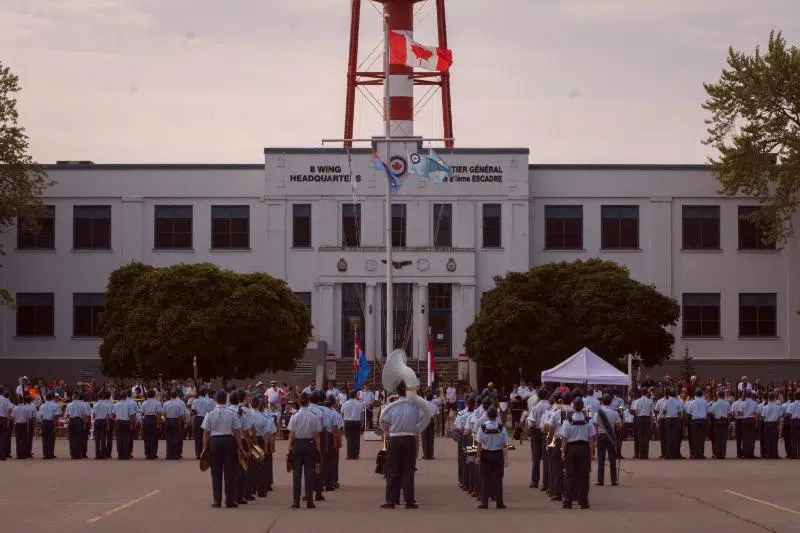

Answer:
[74,293,104,307]
[545,205,582,219]
[74,206,111,219]
[702,219,720,248]
[342,204,361,247]
[433,204,452,247]
[601,219,620,248]
[683,206,719,219]
[156,206,192,219]
[602,205,638,220]
[212,206,249,219]
[482,204,501,248]
[619,218,638,248]
[740,293,776,307]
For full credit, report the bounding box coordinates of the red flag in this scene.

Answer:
[427,331,435,387]
[354,338,361,373]
[389,31,453,72]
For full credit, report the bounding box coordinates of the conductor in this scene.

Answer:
[379,380,425,509]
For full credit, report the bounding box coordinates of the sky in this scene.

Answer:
[1,0,798,164]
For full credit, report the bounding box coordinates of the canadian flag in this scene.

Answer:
[427,330,435,388]
[389,31,453,72]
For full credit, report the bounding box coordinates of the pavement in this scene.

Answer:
[1,438,798,533]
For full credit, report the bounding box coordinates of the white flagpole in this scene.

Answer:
[383,14,394,360]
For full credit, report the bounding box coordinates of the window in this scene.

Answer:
[681,293,720,337]
[292,204,312,248]
[428,283,452,359]
[739,293,777,337]
[433,204,452,248]
[73,293,104,337]
[17,206,55,250]
[545,205,583,249]
[482,204,501,248]
[16,293,54,337]
[73,205,111,250]
[154,205,193,249]
[211,206,249,249]
[392,204,407,248]
[294,292,312,312]
[601,205,639,249]
[738,206,775,250]
[682,206,720,250]
[342,204,361,247]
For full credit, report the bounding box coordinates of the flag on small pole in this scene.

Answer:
[354,339,371,391]
[427,327,435,388]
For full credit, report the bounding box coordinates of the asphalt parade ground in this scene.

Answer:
[2,438,797,533]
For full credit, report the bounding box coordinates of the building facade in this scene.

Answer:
[1,148,798,386]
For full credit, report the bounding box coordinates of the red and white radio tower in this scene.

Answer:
[343,0,454,148]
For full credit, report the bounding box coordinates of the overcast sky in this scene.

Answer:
[1,0,797,164]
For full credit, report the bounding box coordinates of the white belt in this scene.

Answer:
[390,432,415,437]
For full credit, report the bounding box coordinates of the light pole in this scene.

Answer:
[192,356,198,390]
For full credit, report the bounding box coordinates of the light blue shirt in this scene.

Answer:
[455,408,471,431]
[476,419,509,451]
[738,398,758,418]
[93,399,114,420]
[380,400,425,434]
[192,396,213,417]
[710,399,730,419]
[687,397,710,419]
[250,410,270,435]
[341,399,364,421]
[262,411,277,435]
[663,397,683,418]
[113,400,135,421]
[164,399,187,419]
[584,395,600,415]
[140,399,164,416]
[611,396,624,410]
[237,406,253,431]
[288,407,322,438]
[559,412,597,442]
[0,397,12,418]
[38,400,62,421]
[426,399,440,417]
[786,401,800,419]
[360,390,374,404]
[593,405,621,435]
[12,404,33,423]
[633,396,654,417]
[761,402,783,422]
[201,405,242,436]
[66,400,91,419]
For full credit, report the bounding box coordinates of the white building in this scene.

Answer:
[1,145,798,386]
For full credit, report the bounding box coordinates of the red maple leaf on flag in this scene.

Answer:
[410,43,433,61]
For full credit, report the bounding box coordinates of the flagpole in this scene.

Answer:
[383,13,394,362]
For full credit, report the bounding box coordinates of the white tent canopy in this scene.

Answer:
[540,347,630,386]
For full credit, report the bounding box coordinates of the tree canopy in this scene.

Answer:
[99,262,312,380]
[465,259,680,379]
[0,61,53,305]
[703,31,800,243]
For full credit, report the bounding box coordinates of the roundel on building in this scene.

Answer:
[389,156,407,177]
[409,152,422,166]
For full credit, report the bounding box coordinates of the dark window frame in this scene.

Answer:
[16,292,55,337]
[739,293,777,338]
[545,205,583,250]
[342,284,365,360]
[292,204,312,248]
[73,293,104,337]
[211,205,250,249]
[73,205,112,250]
[391,203,407,248]
[482,204,502,248]
[342,204,361,247]
[738,206,776,250]
[682,205,720,250]
[433,203,452,248]
[154,205,193,250]
[601,205,639,249]
[17,206,55,250]
[681,293,721,338]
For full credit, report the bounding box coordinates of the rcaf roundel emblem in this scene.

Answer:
[389,156,407,177]
[409,153,421,165]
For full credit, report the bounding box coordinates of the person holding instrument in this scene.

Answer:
[201,389,245,508]
[287,392,322,509]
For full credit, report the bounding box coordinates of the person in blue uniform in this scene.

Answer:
[140,389,164,459]
[709,390,730,459]
[65,393,91,459]
[686,388,710,459]
[101,391,114,457]
[192,388,213,459]
[0,387,11,460]
[11,396,32,459]
[737,391,759,459]
[287,392,322,508]
[202,389,244,508]
[422,391,437,459]
[593,393,621,486]
[560,397,596,509]
[113,390,135,459]
[476,406,508,509]
[341,391,365,460]
[379,381,425,509]
[38,392,62,459]
[91,392,112,459]
[761,392,783,459]
[455,395,475,490]
[164,389,188,460]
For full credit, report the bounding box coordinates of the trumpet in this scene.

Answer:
[251,443,266,463]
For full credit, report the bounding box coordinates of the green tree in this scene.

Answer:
[99,262,312,380]
[465,259,680,379]
[703,31,800,243]
[0,61,53,305]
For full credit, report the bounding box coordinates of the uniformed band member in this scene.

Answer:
[709,390,730,459]
[92,392,113,459]
[341,391,364,460]
[64,393,91,459]
[788,391,800,457]
[328,397,344,488]
[475,405,508,509]
[38,392,61,459]
[287,392,322,508]
[380,380,423,509]
[738,391,758,458]
[631,388,653,459]
[526,388,549,489]
[113,390,136,459]
[322,396,342,491]
[140,389,164,459]
[11,396,32,459]
[422,391,436,459]
[0,387,11,460]
[547,391,570,502]
[192,388,214,459]
[164,389,188,460]
[561,397,596,509]
[230,390,252,504]
[202,389,244,508]
[686,388,710,459]
[593,394,621,486]
[761,392,782,459]
[249,398,277,497]
[662,388,683,459]
[455,395,475,490]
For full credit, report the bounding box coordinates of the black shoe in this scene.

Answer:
[307,501,316,509]
[550,495,562,501]
[237,499,248,505]
[405,503,418,509]
[315,494,325,501]
[245,495,255,501]
[529,483,538,488]
[581,503,590,509]
[563,502,572,509]
[611,482,618,486]
[211,503,221,508]
[225,502,238,508]
[291,503,300,509]
[477,504,488,509]
[595,482,604,486]
[257,491,267,497]
[381,503,395,509]
[497,504,507,509]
